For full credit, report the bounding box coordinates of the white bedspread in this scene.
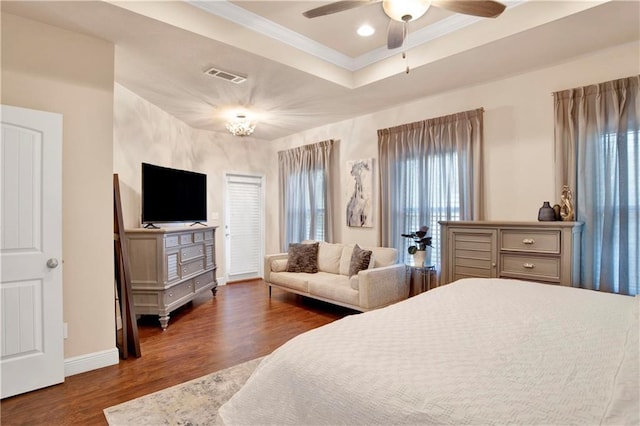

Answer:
[218,278,639,425]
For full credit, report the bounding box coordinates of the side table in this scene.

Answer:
[406,263,437,296]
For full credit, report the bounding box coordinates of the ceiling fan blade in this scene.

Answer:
[303,0,379,19]
[432,0,506,18]
[387,20,405,50]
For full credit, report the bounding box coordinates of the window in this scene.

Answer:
[285,168,326,243]
[278,140,334,251]
[589,130,639,294]
[554,76,638,295]
[399,156,461,266]
[378,109,484,270]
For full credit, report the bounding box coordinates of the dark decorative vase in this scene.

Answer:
[552,204,562,221]
[538,201,556,221]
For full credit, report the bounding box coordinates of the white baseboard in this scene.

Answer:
[64,347,119,377]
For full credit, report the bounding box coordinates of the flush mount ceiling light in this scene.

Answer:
[357,24,375,37]
[225,113,256,137]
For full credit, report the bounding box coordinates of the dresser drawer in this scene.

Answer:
[181,258,205,278]
[194,271,215,291]
[180,244,204,262]
[180,233,194,246]
[164,280,194,305]
[500,254,560,282]
[165,235,180,248]
[500,230,560,254]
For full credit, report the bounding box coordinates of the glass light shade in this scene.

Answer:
[382,0,430,22]
[225,114,256,137]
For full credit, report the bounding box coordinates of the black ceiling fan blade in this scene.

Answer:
[432,0,506,18]
[387,19,405,50]
[303,0,379,19]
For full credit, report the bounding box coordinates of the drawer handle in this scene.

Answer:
[522,238,535,245]
[168,292,173,297]
[523,263,535,269]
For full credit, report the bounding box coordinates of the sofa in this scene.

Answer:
[264,241,410,311]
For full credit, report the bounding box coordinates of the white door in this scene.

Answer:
[1,105,64,398]
[225,174,264,282]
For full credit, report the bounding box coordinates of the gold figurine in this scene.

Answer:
[560,185,574,221]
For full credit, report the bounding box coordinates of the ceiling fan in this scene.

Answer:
[303,0,507,49]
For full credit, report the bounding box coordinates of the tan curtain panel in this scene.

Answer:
[554,76,640,200]
[553,75,639,295]
[378,108,484,258]
[278,140,334,251]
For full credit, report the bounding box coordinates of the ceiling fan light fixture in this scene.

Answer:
[225,113,256,137]
[383,0,430,23]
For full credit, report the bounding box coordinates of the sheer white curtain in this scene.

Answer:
[278,140,334,251]
[554,75,639,295]
[378,109,484,266]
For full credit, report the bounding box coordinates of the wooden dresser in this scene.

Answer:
[439,221,582,287]
[125,226,217,329]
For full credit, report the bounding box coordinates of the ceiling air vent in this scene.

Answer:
[204,67,247,84]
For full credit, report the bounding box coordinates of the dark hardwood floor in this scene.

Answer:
[0,280,355,425]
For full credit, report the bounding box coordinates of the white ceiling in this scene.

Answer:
[2,1,639,140]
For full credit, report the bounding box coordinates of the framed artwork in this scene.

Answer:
[346,158,373,227]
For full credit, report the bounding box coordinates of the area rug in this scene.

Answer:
[103,357,263,425]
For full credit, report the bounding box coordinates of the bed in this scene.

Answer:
[218,278,639,425]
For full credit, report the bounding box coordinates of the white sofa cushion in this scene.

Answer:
[367,247,398,268]
[269,272,310,293]
[339,244,355,276]
[318,242,343,274]
[308,274,358,306]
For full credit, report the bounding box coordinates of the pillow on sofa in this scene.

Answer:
[286,242,319,273]
[368,247,398,267]
[318,242,343,274]
[349,244,372,277]
[339,244,355,275]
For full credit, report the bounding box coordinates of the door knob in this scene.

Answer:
[46,258,59,269]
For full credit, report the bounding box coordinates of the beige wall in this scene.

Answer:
[1,14,116,359]
[114,41,640,259]
[5,7,636,376]
[113,84,278,281]
[270,41,640,249]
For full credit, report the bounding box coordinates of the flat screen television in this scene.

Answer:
[141,162,207,226]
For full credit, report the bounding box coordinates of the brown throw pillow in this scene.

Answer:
[286,242,319,273]
[349,244,372,277]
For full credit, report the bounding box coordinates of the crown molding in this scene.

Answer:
[187,0,525,72]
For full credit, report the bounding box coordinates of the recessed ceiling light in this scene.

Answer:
[357,24,375,37]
